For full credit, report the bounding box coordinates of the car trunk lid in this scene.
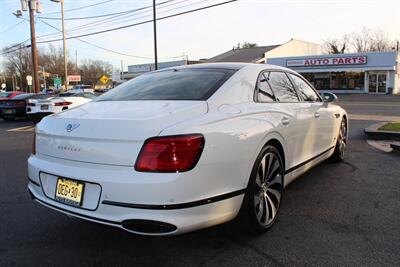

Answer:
[36,101,208,166]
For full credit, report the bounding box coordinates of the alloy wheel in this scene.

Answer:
[253,152,283,227]
[338,120,347,158]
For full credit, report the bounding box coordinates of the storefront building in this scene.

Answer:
[267,51,400,94]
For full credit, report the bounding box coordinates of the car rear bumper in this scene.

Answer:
[0,107,27,118]
[28,155,244,236]
[27,112,53,122]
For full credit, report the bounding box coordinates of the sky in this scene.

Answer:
[0,0,399,71]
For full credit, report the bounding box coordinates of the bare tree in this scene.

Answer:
[79,59,112,87]
[1,44,113,90]
[1,45,32,91]
[369,29,393,52]
[234,42,258,49]
[327,27,397,53]
[322,36,348,54]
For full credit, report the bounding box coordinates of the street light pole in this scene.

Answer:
[28,1,40,93]
[153,0,158,70]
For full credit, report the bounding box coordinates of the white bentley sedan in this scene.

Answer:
[28,63,348,236]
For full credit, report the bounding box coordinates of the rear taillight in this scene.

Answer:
[27,102,36,107]
[135,134,205,173]
[54,101,72,106]
[32,133,36,155]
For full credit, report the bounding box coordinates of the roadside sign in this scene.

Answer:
[68,75,81,82]
[26,75,33,86]
[99,75,110,84]
[53,77,62,87]
[112,70,122,82]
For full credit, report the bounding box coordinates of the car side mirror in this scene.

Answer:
[321,92,337,103]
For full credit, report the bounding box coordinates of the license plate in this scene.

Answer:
[41,105,49,110]
[55,178,85,207]
[3,109,15,114]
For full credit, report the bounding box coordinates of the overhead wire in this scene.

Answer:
[39,0,115,16]
[0,0,239,55]
[38,0,177,20]
[0,20,26,36]
[37,0,238,43]
[36,0,192,40]
[38,18,154,59]
[37,0,189,39]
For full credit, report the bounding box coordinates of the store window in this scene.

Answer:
[301,72,365,90]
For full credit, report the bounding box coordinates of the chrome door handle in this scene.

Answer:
[314,112,321,118]
[281,117,290,126]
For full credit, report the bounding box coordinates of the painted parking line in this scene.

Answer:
[7,125,35,132]
[349,114,400,122]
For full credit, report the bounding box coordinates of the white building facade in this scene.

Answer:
[267,51,400,94]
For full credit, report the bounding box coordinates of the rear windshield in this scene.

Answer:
[12,93,34,100]
[96,68,236,101]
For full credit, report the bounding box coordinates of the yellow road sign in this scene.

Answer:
[99,75,110,84]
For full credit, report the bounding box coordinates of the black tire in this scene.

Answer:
[31,118,41,124]
[329,118,347,163]
[3,116,15,122]
[239,145,284,233]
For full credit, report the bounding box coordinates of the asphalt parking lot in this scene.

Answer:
[1,95,399,267]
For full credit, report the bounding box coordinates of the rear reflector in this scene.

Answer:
[135,134,204,173]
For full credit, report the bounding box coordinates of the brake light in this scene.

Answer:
[32,133,36,155]
[54,101,72,106]
[135,134,205,172]
[27,102,36,107]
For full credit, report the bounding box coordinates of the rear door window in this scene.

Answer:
[266,72,299,102]
[96,68,236,101]
[256,73,276,102]
[288,74,321,102]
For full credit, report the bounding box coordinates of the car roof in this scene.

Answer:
[164,62,293,72]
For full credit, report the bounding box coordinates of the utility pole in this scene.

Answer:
[42,66,47,89]
[14,0,42,93]
[50,0,68,89]
[75,50,78,70]
[60,0,68,90]
[153,0,158,70]
[28,1,40,93]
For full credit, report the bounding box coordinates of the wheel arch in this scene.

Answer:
[244,132,287,188]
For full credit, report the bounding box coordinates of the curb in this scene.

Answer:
[364,122,400,141]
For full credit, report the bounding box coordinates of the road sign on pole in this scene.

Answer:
[99,75,110,84]
[54,77,62,90]
[26,75,33,86]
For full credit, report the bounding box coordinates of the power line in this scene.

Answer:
[39,0,176,20]
[0,20,26,36]
[65,0,205,36]
[36,0,192,40]
[39,18,154,59]
[1,0,238,55]
[37,0,239,44]
[40,0,115,16]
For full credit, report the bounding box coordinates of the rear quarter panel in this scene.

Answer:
[160,103,289,197]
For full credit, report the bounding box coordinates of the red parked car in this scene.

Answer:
[0,91,25,100]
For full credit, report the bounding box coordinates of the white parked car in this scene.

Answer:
[68,85,94,94]
[28,63,348,236]
[27,92,96,123]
